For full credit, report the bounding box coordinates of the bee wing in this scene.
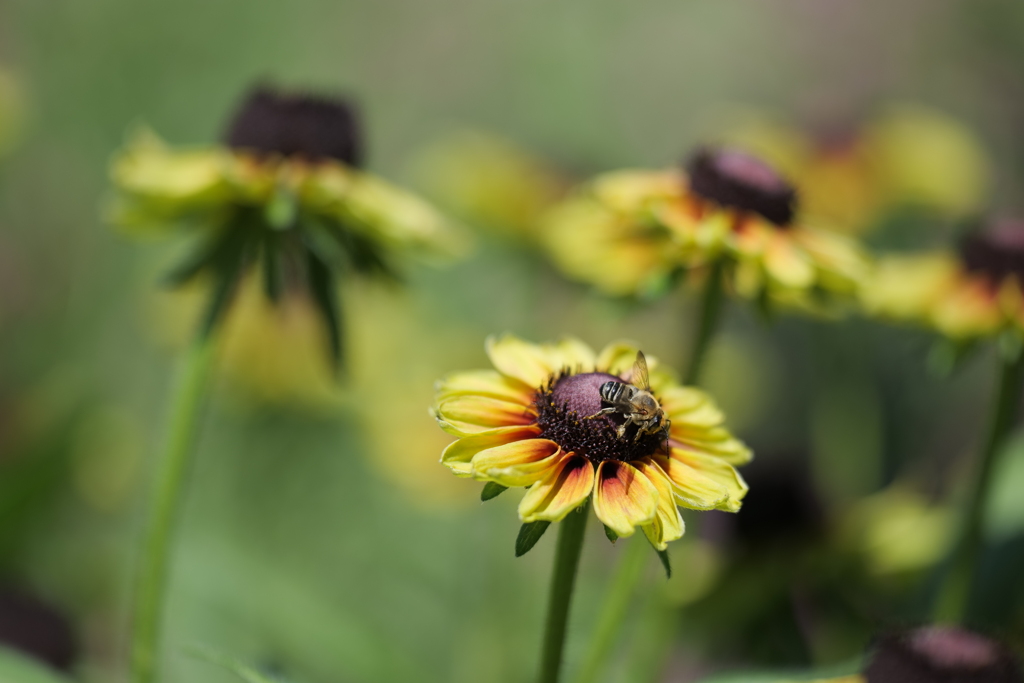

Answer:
[631,351,651,391]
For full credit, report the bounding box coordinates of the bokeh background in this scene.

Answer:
[3,0,1024,681]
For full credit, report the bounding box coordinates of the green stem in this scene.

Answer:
[934,349,1024,623]
[684,259,726,387]
[572,536,648,683]
[539,501,591,683]
[131,332,218,683]
[568,265,728,683]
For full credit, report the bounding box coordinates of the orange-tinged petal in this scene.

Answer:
[519,455,595,523]
[486,334,557,387]
[435,369,535,406]
[472,439,563,487]
[671,431,753,465]
[634,460,685,550]
[593,460,659,537]
[666,448,748,512]
[435,395,535,434]
[440,425,542,476]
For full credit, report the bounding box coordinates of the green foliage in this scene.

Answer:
[481,482,508,501]
[515,521,550,557]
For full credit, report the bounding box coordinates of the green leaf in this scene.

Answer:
[0,646,73,683]
[163,221,246,288]
[646,540,670,579]
[305,249,344,372]
[188,645,290,683]
[927,338,975,378]
[481,482,507,501]
[515,521,550,557]
[199,238,250,339]
[604,525,619,543]
[265,187,298,230]
[261,233,285,303]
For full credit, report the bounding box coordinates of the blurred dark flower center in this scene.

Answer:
[865,627,1023,683]
[959,220,1024,288]
[224,86,363,167]
[533,372,666,463]
[686,148,796,227]
[0,589,78,672]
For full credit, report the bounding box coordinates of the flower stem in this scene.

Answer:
[684,259,726,387]
[539,501,591,683]
[934,350,1024,624]
[571,536,648,683]
[131,332,218,683]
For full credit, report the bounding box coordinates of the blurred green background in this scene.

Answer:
[4,1,1024,682]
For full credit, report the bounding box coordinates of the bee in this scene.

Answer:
[587,351,670,442]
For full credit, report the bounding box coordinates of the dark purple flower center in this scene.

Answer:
[685,148,797,227]
[865,627,1022,683]
[533,371,667,463]
[959,220,1024,287]
[224,86,363,167]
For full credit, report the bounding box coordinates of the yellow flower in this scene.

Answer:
[711,104,991,235]
[541,149,868,312]
[108,86,464,366]
[862,220,1024,341]
[433,334,751,549]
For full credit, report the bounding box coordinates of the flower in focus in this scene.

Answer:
[711,104,991,236]
[862,219,1024,342]
[433,334,750,549]
[541,148,869,312]
[109,86,463,366]
[409,130,569,241]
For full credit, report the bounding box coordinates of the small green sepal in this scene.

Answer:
[481,482,508,501]
[515,521,551,557]
[604,525,618,543]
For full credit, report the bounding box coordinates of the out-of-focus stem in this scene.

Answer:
[572,537,649,683]
[684,259,726,386]
[934,350,1024,623]
[131,332,218,683]
[539,501,591,683]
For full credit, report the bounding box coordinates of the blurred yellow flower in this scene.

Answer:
[712,104,991,235]
[541,149,868,313]
[109,86,464,371]
[409,130,569,240]
[863,220,1024,341]
[433,334,751,549]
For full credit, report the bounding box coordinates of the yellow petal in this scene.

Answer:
[764,234,815,288]
[671,431,753,465]
[548,337,597,373]
[472,439,563,487]
[519,455,596,523]
[660,386,724,428]
[440,426,542,476]
[435,369,535,406]
[486,334,558,387]
[666,449,749,512]
[434,395,535,434]
[634,460,685,550]
[592,460,659,538]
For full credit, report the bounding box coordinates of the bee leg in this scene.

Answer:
[586,407,617,420]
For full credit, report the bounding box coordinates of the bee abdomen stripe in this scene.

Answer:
[600,381,626,403]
